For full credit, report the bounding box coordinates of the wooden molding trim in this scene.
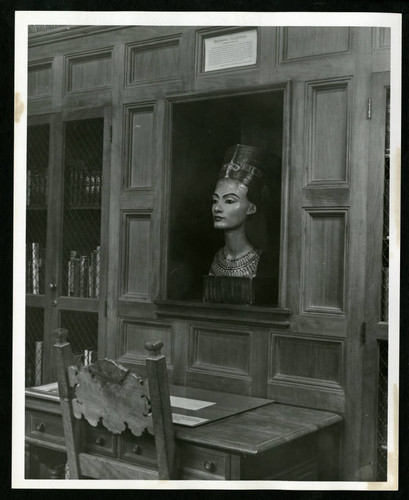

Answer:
[154,299,291,328]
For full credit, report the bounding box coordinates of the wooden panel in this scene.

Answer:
[120,211,151,300]
[188,325,251,378]
[306,79,351,185]
[373,27,391,52]
[124,105,154,188]
[270,335,344,388]
[117,318,173,366]
[280,27,350,62]
[126,37,181,85]
[302,209,347,314]
[66,50,112,92]
[28,61,52,97]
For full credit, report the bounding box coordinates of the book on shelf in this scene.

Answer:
[68,162,101,207]
[27,170,31,205]
[32,243,40,294]
[27,170,47,206]
[80,255,89,297]
[95,246,100,298]
[26,258,32,294]
[35,341,43,386]
[67,246,100,297]
[83,349,98,366]
[88,250,96,298]
[68,250,80,296]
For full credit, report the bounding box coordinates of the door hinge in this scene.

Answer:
[367,98,372,120]
[361,322,367,345]
[109,125,112,142]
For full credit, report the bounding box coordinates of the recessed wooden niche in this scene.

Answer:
[167,89,284,304]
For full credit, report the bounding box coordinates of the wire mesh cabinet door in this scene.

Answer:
[26,107,112,385]
[26,118,50,387]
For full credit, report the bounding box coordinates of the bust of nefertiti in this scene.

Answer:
[209,144,272,278]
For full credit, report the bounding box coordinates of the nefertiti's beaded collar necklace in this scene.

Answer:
[209,247,262,278]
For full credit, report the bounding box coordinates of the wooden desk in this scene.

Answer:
[25,385,342,480]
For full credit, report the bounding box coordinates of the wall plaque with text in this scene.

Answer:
[204,29,257,72]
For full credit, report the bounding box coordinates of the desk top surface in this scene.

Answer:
[175,402,342,455]
[26,383,342,456]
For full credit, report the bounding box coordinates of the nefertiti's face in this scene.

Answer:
[212,179,256,231]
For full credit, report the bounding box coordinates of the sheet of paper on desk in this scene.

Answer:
[170,395,216,411]
[171,413,209,426]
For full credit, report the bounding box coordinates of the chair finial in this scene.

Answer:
[145,340,164,357]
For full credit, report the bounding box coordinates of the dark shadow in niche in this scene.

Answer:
[168,90,283,303]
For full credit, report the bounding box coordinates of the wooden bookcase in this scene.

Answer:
[26,25,390,480]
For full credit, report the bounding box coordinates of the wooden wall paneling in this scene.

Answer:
[27,97,54,117]
[305,78,351,186]
[258,27,276,82]
[301,209,348,315]
[181,29,198,93]
[117,317,174,378]
[286,80,305,315]
[125,35,182,86]
[96,106,112,360]
[272,335,344,387]
[171,320,190,386]
[186,323,254,395]
[371,28,391,74]
[123,104,155,189]
[250,328,269,398]
[340,28,373,480]
[120,210,152,301]
[290,314,347,338]
[65,49,113,94]
[28,59,53,98]
[267,332,345,412]
[372,28,391,52]
[43,114,64,383]
[278,27,350,64]
[302,187,350,207]
[150,99,167,301]
[277,81,291,308]
[104,41,125,360]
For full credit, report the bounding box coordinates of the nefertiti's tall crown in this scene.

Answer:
[218,144,271,189]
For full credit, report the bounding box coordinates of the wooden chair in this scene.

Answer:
[53,328,177,480]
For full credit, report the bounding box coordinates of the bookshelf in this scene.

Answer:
[25,113,109,384]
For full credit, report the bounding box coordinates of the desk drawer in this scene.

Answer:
[118,430,157,468]
[26,410,65,447]
[179,443,230,480]
[83,424,116,458]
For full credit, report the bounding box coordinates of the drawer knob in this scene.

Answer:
[36,422,45,432]
[132,444,142,455]
[204,460,216,472]
[95,436,105,446]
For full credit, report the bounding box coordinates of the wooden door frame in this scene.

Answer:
[162,82,292,308]
[42,106,111,381]
[359,71,390,480]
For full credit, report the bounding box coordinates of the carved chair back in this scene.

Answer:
[53,328,176,480]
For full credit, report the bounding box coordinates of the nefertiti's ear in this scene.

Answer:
[247,203,257,215]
